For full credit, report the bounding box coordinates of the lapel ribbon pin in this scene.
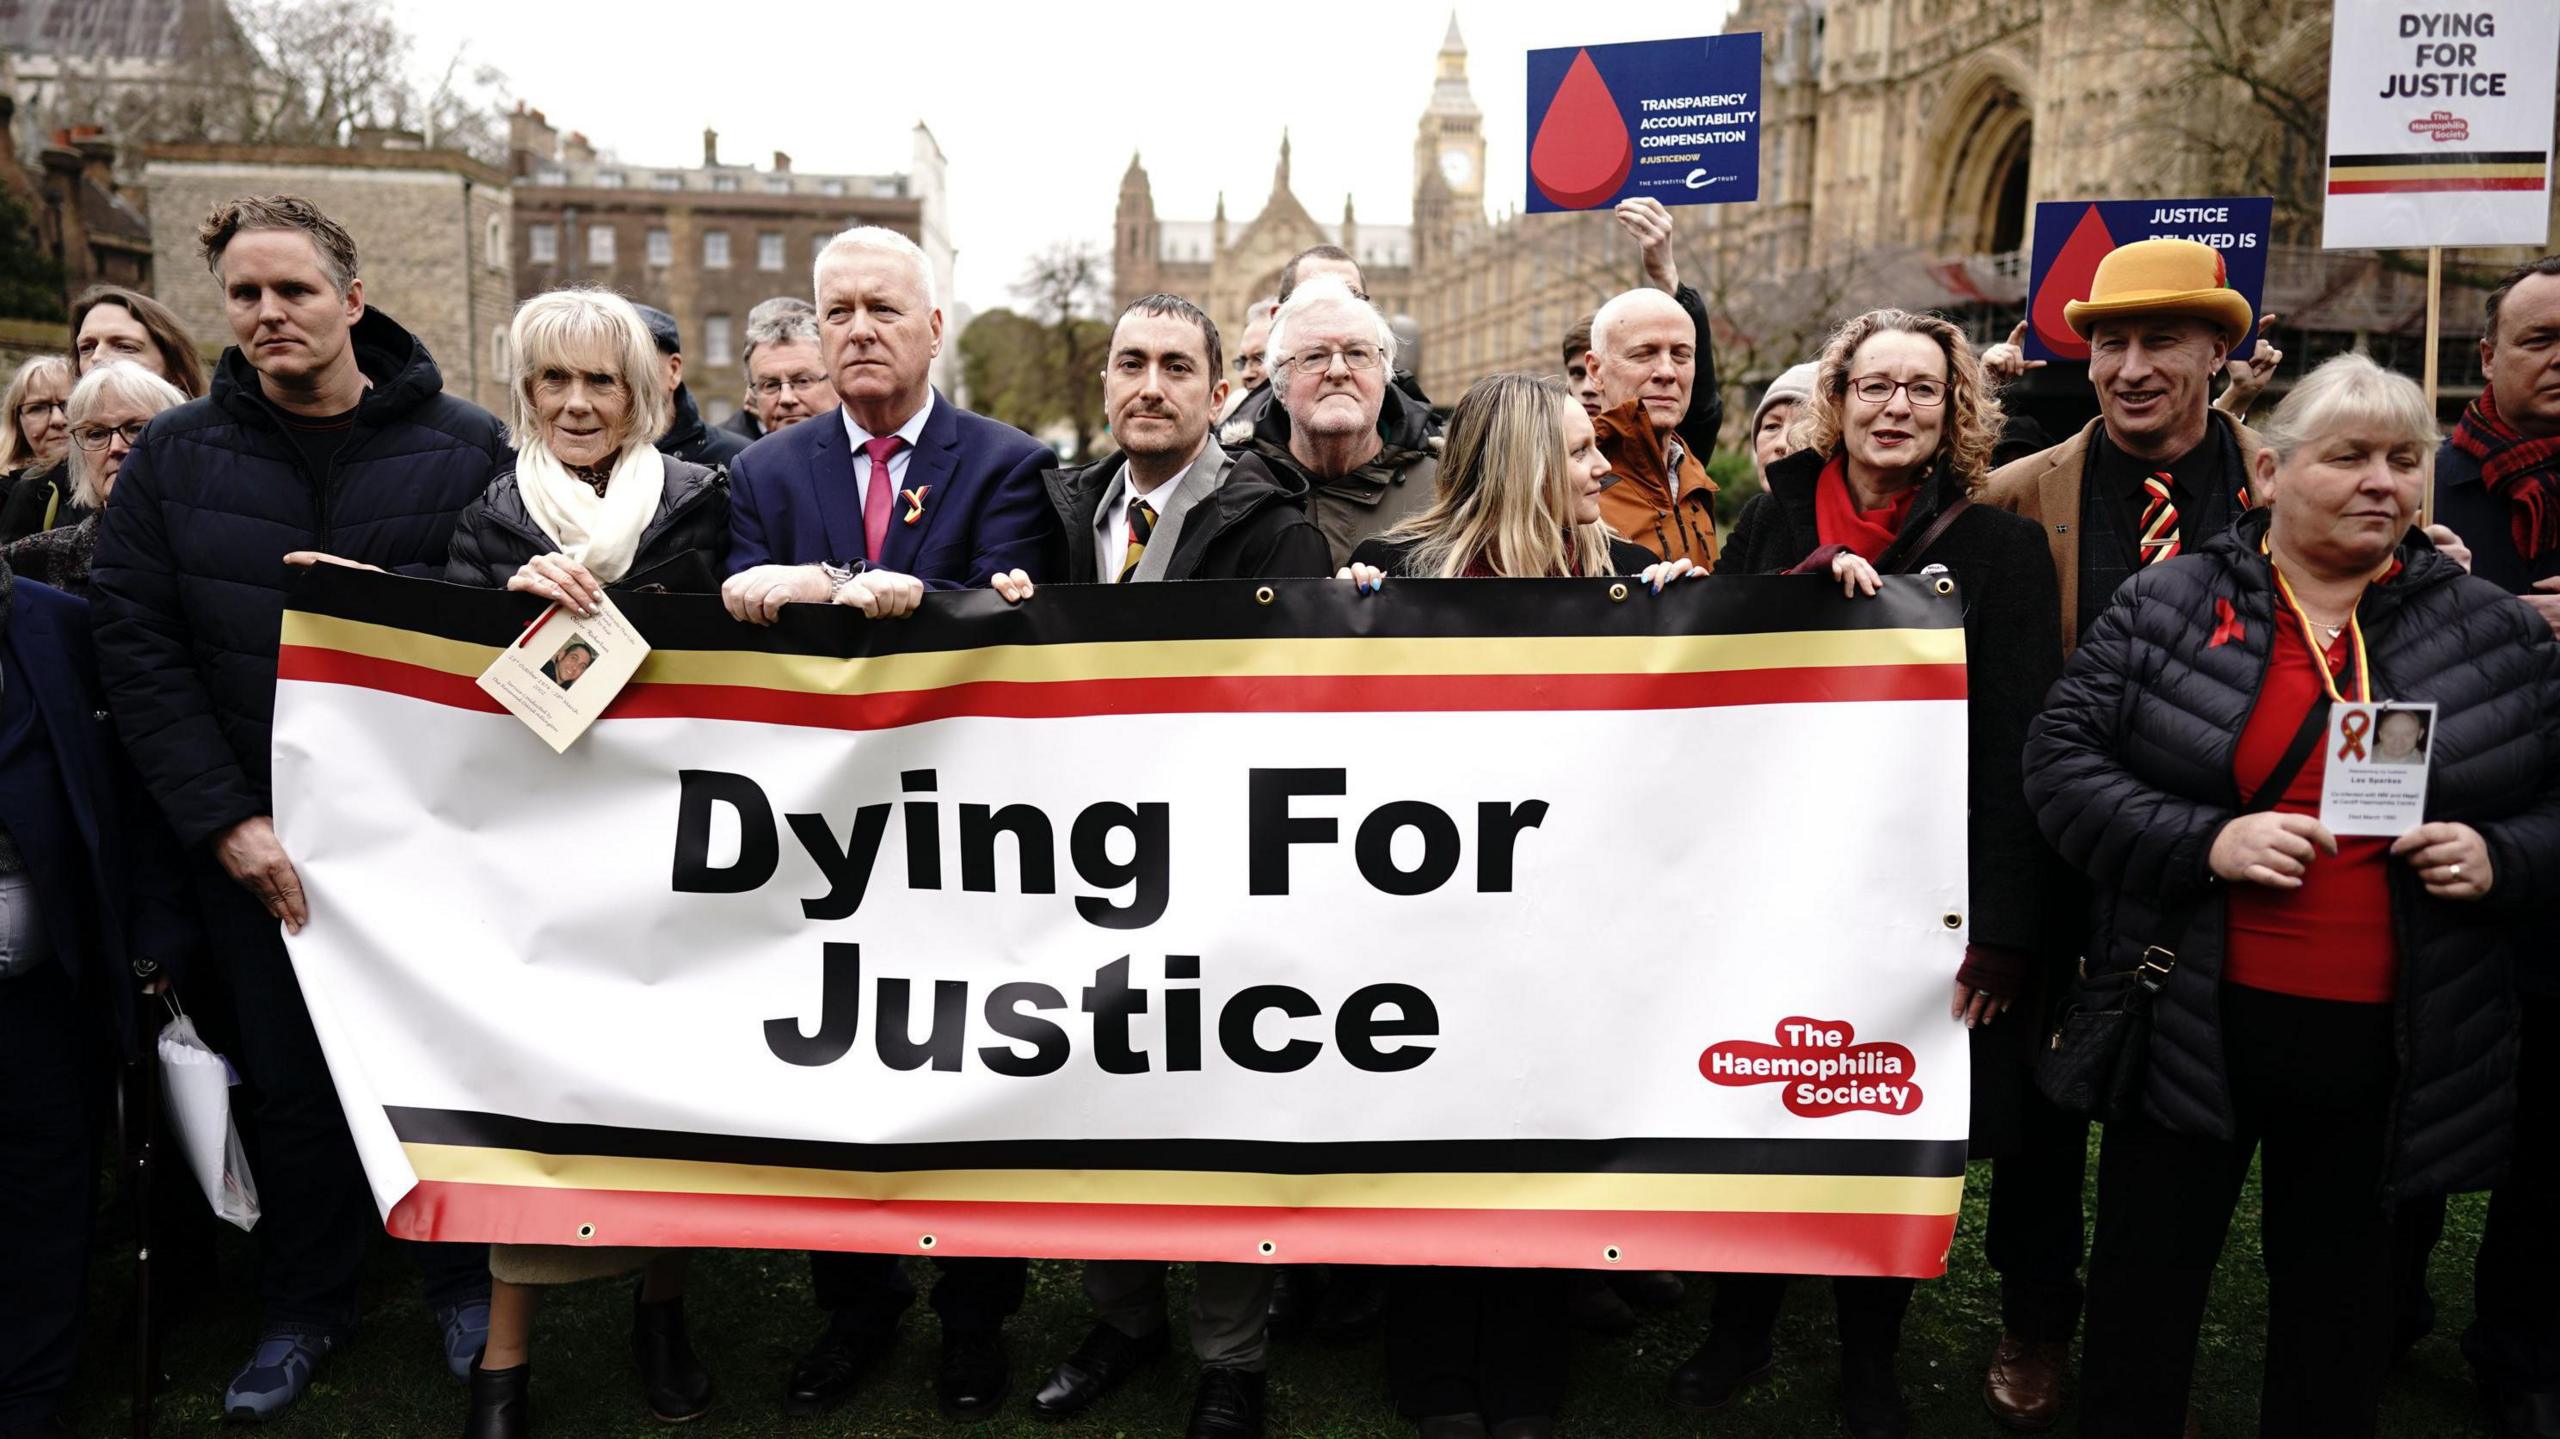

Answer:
[901,486,930,524]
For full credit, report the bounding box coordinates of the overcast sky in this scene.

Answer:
[400,0,1737,317]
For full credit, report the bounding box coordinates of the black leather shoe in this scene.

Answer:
[1309,1266,1387,1344]
[631,1291,712,1423]
[1610,1270,1687,1310]
[1840,1346,1911,1439]
[782,1319,895,1415]
[1667,1339,1773,1412]
[1266,1266,1320,1342]
[1029,1322,1169,1419]
[464,1360,532,1439]
[938,1329,1009,1421]
[2493,1386,2560,1439]
[1185,1366,1266,1439]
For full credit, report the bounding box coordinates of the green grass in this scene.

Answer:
[66,1157,2496,1437]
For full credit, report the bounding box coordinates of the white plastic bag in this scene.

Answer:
[157,1014,260,1231]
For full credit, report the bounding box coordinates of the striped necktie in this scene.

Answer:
[1117,498,1156,583]
[2137,473,2181,566]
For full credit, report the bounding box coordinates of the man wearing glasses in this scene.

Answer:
[1234,276,1438,566]
[735,297,839,439]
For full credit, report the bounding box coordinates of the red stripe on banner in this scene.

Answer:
[385,1181,1958,1278]
[278,646,508,713]
[280,648,1969,728]
[2327,177,2546,194]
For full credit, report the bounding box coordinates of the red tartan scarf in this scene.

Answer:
[2450,387,2560,561]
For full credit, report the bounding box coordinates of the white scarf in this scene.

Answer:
[514,440,666,584]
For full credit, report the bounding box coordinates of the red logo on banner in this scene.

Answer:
[2029,205,2115,361]
[1699,1018,1922,1118]
[1529,50,1634,209]
[2409,111,2471,143]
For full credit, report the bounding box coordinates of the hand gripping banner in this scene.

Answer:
[271,567,1973,1278]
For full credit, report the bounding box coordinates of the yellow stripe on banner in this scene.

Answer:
[401,1143,1965,1216]
[2329,162,2546,181]
[284,613,1967,693]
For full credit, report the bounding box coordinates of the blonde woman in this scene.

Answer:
[5,361,186,597]
[1674,309,2062,1439]
[0,355,72,534]
[446,289,725,1439]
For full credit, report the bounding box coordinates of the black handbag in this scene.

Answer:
[2035,696,2330,1119]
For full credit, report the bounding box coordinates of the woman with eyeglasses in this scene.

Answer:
[0,356,72,528]
[2,290,208,546]
[5,362,187,598]
[1667,310,2062,1439]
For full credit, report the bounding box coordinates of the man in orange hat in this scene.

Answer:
[1971,237,2261,1432]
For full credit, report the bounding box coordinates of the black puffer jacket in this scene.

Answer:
[2026,509,2560,1200]
[445,457,731,593]
[658,384,748,468]
[93,309,507,849]
[1041,447,1330,583]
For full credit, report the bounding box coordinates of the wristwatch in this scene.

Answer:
[819,560,865,596]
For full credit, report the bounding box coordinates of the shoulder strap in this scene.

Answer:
[2241,699,2330,816]
[1891,496,1972,575]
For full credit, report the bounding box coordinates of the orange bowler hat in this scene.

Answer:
[2062,237,2253,347]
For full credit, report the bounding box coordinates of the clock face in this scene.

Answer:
[1440,147,1475,188]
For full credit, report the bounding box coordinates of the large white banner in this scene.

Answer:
[270,569,1973,1276]
[2324,0,2558,250]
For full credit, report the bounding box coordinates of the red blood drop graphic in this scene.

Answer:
[2031,204,2117,361]
[1531,50,1634,210]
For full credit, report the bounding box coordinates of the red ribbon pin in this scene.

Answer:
[2209,596,2245,649]
[2337,709,2372,762]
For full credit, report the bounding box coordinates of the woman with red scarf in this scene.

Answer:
[1667,310,2061,1439]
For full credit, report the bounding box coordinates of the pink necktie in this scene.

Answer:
[861,435,905,564]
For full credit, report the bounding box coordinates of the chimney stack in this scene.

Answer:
[773,150,791,173]
[702,127,719,167]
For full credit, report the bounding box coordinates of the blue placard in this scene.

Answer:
[2022,197,2275,362]
[1525,33,1762,213]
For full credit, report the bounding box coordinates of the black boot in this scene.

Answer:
[631,1291,712,1423]
[463,1360,531,1439]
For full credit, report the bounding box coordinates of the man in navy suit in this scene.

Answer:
[720,225,1060,626]
[733,226,1051,1420]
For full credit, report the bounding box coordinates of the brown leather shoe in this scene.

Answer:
[1982,1332,2067,1432]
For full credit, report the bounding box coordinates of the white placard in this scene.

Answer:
[2321,701,2438,835]
[2323,0,2558,250]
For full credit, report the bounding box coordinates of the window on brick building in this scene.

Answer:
[535,167,566,186]
[758,233,785,271]
[647,228,671,266]
[528,224,557,264]
[596,171,625,189]
[819,179,846,198]
[587,226,616,265]
[704,231,731,268]
[766,176,792,194]
[652,172,682,191]
[703,314,733,367]
[712,173,740,193]
[484,215,505,267]
[490,326,509,379]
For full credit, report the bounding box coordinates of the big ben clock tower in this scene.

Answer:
[1413,13,1486,222]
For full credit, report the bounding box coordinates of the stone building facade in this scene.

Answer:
[141,140,516,413]
[506,109,953,422]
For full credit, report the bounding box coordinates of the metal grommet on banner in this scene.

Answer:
[1608,582,1629,602]
[1258,1240,1277,1256]
[1932,576,1955,596]
[1942,912,1964,930]
[918,1234,937,1250]
[1255,585,1275,605]
[576,1224,596,1240]
[1603,1246,1623,1264]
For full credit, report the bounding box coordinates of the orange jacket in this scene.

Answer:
[1593,397,1719,572]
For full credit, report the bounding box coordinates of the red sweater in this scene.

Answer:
[2224,616,2397,1003]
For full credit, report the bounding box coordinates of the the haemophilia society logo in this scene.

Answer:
[1700,1018,1923,1118]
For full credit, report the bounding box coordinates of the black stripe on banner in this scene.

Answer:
[284,563,1966,664]
[2329,149,2548,167]
[385,1106,1970,1179]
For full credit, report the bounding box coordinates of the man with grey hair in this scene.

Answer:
[1233,275,1437,565]
[1587,284,1717,571]
[734,296,835,437]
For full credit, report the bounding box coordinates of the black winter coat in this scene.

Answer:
[445,458,731,593]
[0,463,86,545]
[658,384,748,469]
[1041,447,1331,583]
[1727,450,2067,1156]
[92,309,508,849]
[1349,532,1660,578]
[2026,509,2560,1200]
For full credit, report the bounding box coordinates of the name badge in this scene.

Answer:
[475,595,651,753]
[2318,701,2436,837]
